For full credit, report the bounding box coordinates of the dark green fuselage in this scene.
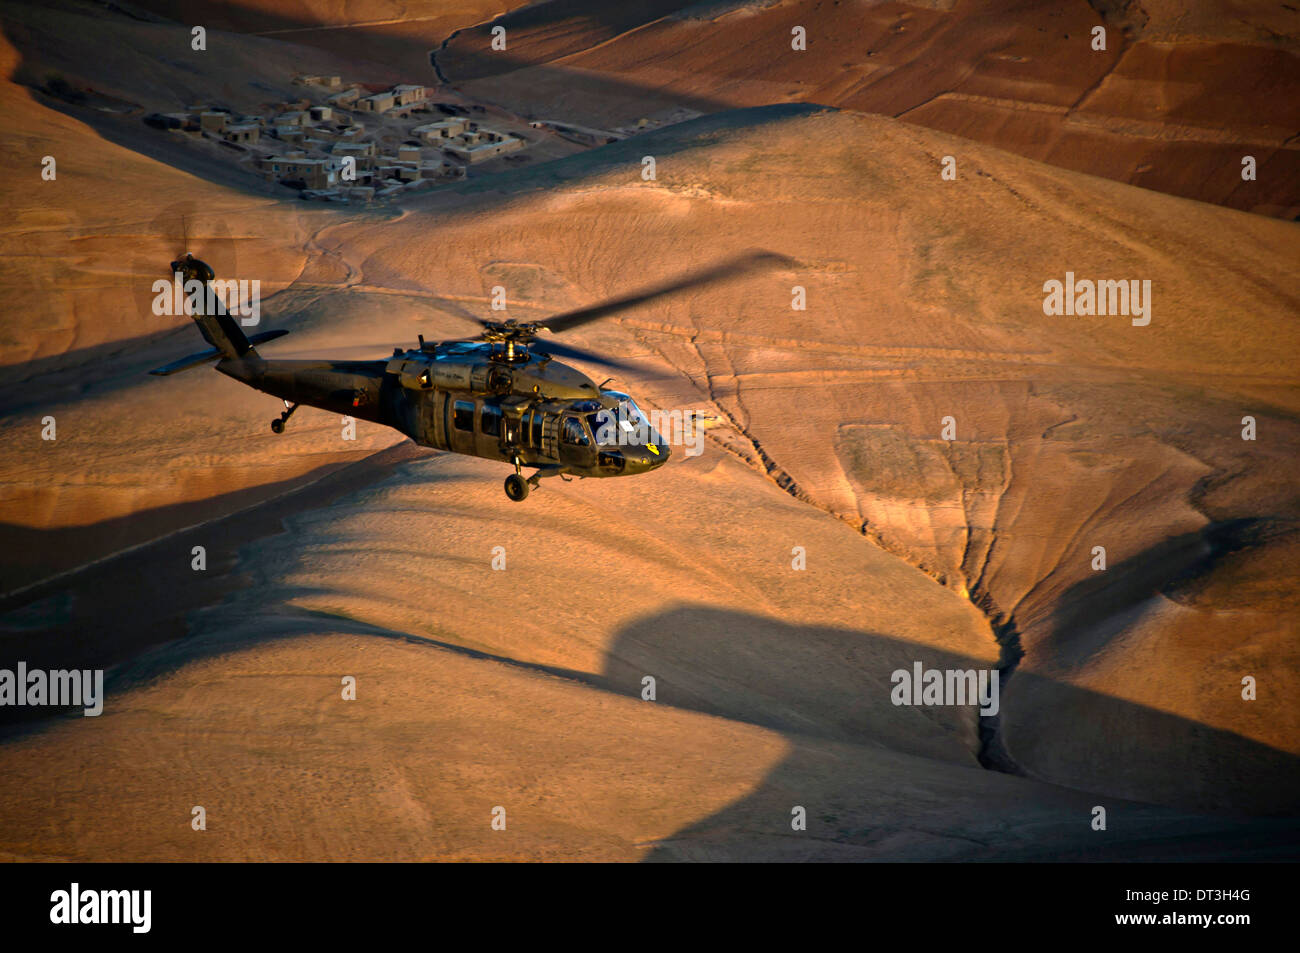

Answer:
[217,342,669,477]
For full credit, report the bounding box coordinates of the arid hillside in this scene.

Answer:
[0,1,1296,860]
[126,0,533,79]
[435,0,1300,218]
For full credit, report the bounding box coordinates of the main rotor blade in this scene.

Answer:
[532,339,655,375]
[539,250,792,335]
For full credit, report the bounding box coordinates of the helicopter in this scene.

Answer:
[149,249,786,500]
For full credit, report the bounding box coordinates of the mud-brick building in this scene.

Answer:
[413,118,467,141]
[332,141,377,172]
[258,153,340,190]
[392,84,427,107]
[328,87,360,108]
[224,122,260,144]
[359,90,396,113]
[444,127,524,164]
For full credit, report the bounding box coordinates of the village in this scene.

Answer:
[142,74,555,202]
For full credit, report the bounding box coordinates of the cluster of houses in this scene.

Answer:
[412,116,526,164]
[143,76,529,201]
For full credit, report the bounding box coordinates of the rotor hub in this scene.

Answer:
[480,319,544,345]
[481,319,546,363]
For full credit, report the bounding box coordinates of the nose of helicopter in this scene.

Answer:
[624,440,670,473]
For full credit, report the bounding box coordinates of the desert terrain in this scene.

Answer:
[0,0,1296,861]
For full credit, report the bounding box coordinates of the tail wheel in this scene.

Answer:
[504,473,529,502]
[271,419,285,434]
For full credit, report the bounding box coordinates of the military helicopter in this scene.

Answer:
[149,250,786,500]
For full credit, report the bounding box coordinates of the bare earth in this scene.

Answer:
[0,1,1296,861]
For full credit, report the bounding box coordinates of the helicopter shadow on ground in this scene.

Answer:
[37,581,1300,861]
[596,606,1300,860]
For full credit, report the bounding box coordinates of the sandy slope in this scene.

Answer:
[0,14,407,584]
[304,103,1300,813]
[2,450,1292,861]
[0,12,318,369]
[0,3,1297,860]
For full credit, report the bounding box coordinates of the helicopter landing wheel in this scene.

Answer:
[271,401,298,434]
[504,473,529,502]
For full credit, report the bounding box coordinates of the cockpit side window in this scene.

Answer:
[561,416,590,446]
[587,411,619,446]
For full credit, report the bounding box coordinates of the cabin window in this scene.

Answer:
[561,416,590,447]
[480,403,502,437]
[452,400,475,432]
[531,412,544,447]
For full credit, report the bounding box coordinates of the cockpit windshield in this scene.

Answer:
[588,396,657,447]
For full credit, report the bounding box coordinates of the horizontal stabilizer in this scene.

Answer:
[147,328,290,376]
[148,347,220,376]
[248,329,290,347]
